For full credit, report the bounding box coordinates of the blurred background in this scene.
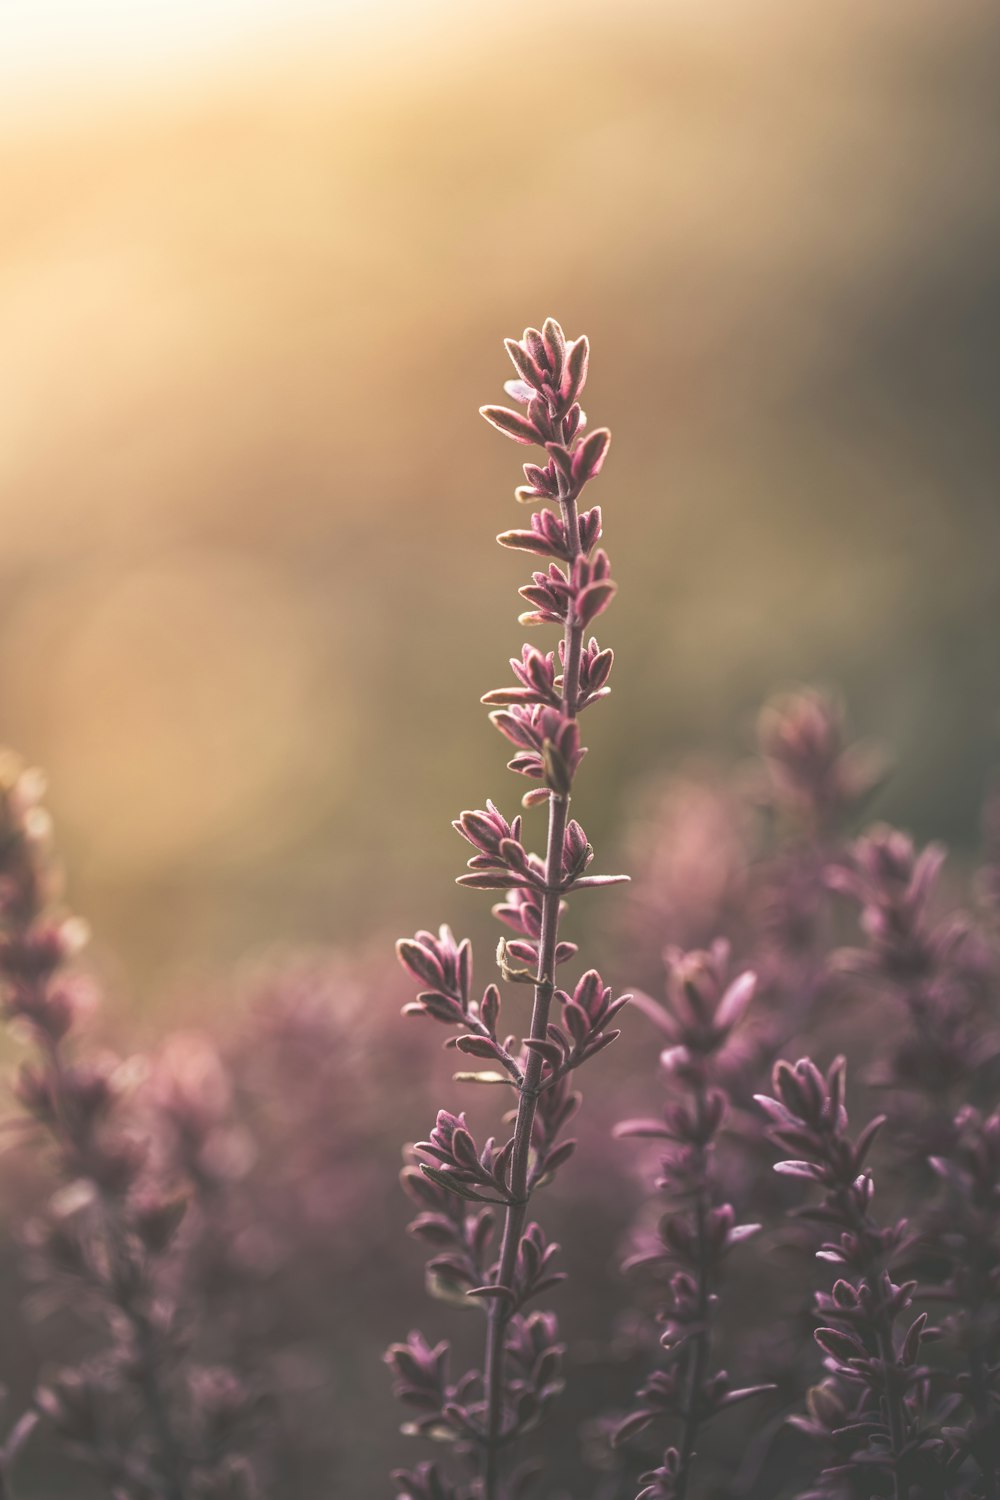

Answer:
[2,5,1000,1497]
[1,0,999,997]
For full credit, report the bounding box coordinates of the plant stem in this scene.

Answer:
[674,1093,710,1500]
[825,1158,908,1500]
[970,1343,997,1500]
[482,491,583,1500]
[875,1327,904,1500]
[132,1308,186,1500]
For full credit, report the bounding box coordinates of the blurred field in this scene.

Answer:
[1,0,999,995]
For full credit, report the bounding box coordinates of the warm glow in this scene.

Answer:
[0,0,398,110]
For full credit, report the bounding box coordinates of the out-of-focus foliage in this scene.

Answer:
[2,686,997,1498]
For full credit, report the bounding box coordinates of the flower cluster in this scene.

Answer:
[613,944,771,1499]
[390,320,628,1500]
[921,1104,1000,1491]
[756,689,886,842]
[757,1056,962,1497]
[606,686,1000,1500]
[831,826,997,1151]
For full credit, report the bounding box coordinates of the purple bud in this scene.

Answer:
[480,406,540,444]
[571,427,611,485]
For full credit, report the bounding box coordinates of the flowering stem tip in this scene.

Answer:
[389,320,628,1500]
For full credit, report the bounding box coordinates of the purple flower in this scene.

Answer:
[391,321,626,1500]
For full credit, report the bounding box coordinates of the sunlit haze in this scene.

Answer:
[0,0,401,109]
[0,0,997,993]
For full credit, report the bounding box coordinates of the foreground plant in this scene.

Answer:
[387,319,628,1500]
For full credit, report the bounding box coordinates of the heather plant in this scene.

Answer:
[612,943,773,1499]
[830,827,997,1153]
[822,830,1000,1496]
[605,694,889,1476]
[750,691,885,1053]
[755,1048,998,1499]
[387,319,629,1500]
[756,1054,940,1497]
[148,955,425,1498]
[599,688,1000,1500]
[0,757,257,1500]
[619,688,885,1075]
[923,1103,1000,1493]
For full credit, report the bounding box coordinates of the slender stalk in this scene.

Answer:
[970,1344,997,1500]
[390,321,621,1500]
[483,492,582,1499]
[875,1328,904,1500]
[824,1180,906,1499]
[843,1193,906,1497]
[674,1109,710,1500]
[132,1312,186,1500]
